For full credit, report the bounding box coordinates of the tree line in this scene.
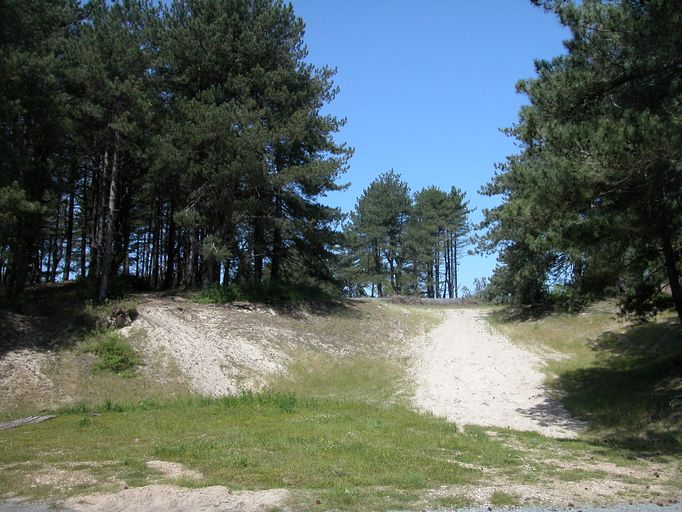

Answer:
[1,0,475,303]
[479,0,682,321]
[1,0,352,302]
[341,171,471,298]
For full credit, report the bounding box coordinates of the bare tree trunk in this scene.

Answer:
[185,229,199,288]
[253,216,265,284]
[50,198,64,282]
[97,133,119,303]
[151,200,161,287]
[91,152,107,282]
[661,228,682,323]
[452,234,456,298]
[63,175,76,281]
[79,168,88,280]
[271,197,283,283]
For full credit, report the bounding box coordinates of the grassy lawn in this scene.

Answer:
[0,394,518,510]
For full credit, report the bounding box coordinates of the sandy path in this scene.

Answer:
[411,308,585,438]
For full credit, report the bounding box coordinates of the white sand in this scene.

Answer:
[66,485,289,512]
[129,297,289,396]
[410,308,586,438]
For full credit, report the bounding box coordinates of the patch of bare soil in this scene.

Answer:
[410,308,586,438]
[0,348,53,413]
[429,477,680,509]
[0,311,55,412]
[126,296,295,396]
[65,485,289,512]
[146,460,203,482]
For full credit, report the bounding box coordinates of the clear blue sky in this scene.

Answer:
[289,0,569,292]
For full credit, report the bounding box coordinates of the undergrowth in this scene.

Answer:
[80,330,141,376]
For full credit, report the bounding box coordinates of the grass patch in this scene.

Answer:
[554,321,682,448]
[487,303,682,451]
[490,490,520,507]
[0,393,521,510]
[269,353,408,405]
[81,330,141,376]
[193,284,242,304]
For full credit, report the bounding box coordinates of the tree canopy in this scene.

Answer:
[0,0,351,301]
[480,0,682,321]
[344,171,471,298]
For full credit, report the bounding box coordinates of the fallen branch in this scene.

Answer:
[0,415,56,430]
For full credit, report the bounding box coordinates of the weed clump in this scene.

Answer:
[82,331,141,376]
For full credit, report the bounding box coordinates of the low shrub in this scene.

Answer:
[81,330,141,376]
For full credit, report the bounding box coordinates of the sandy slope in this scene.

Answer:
[128,296,291,396]
[410,308,586,438]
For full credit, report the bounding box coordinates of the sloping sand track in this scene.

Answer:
[411,308,586,438]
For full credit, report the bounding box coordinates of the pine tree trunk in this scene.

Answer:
[97,133,119,304]
[63,176,76,281]
[50,198,63,282]
[271,197,283,283]
[164,201,176,288]
[452,235,459,299]
[151,200,161,287]
[91,151,106,283]
[434,247,440,299]
[45,236,53,283]
[80,169,88,280]
[185,229,198,288]
[253,216,265,284]
[661,229,682,322]
[373,245,383,297]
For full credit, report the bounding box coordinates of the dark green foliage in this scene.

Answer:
[82,331,141,375]
[481,0,682,320]
[194,284,243,304]
[344,172,470,297]
[0,0,350,305]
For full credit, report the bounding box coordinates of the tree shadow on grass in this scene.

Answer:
[550,320,682,456]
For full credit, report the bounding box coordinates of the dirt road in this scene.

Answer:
[411,308,586,438]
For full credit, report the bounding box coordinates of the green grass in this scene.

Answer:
[488,303,682,449]
[0,393,522,510]
[490,490,520,507]
[193,284,242,304]
[268,353,410,405]
[81,330,141,376]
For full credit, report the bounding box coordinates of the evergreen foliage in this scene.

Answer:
[0,0,351,301]
[344,171,471,297]
[480,0,682,320]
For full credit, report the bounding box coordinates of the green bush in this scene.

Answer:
[194,284,242,304]
[82,331,141,376]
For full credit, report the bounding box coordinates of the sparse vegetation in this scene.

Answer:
[488,303,682,448]
[80,330,141,376]
[490,490,520,507]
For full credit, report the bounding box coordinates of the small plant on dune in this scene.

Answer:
[193,284,242,304]
[81,330,141,376]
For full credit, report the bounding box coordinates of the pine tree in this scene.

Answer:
[481,0,682,320]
